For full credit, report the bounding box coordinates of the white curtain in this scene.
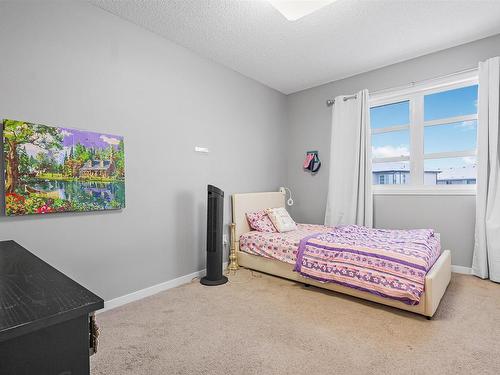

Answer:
[324,89,373,227]
[472,56,500,282]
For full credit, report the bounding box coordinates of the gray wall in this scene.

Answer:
[286,34,500,268]
[0,1,288,301]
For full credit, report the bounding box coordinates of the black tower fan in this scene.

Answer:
[200,185,228,286]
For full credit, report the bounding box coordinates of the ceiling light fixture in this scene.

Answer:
[268,0,336,21]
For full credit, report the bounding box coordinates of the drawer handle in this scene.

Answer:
[89,313,100,356]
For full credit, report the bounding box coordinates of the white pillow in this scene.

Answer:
[266,207,297,232]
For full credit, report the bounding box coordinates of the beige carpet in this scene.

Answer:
[91,269,500,375]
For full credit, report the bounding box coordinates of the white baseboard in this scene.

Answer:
[451,265,473,275]
[98,262,470,314]
[98,262,227,314]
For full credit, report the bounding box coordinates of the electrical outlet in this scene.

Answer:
[223,234,228,247]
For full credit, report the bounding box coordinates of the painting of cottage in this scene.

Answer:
[80,160,115,178]
[3,119,125,216]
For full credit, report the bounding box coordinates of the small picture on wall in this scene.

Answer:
[3,119,125,216]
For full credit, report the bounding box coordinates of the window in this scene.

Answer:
[371,101,411,185]
[370,71,478,193]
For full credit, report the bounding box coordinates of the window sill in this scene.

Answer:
[372,185,476,196]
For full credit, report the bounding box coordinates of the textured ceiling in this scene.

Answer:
[90,0,500,94]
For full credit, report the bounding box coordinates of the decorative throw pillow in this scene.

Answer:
[266,207,297,232]
[246,210,277,233]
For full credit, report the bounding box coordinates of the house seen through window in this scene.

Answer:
[370,78,478,187]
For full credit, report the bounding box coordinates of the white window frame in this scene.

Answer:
[370,70,478,196]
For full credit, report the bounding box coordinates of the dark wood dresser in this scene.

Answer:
[0,240,104,375]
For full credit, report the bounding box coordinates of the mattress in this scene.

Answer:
[295,226,441,304]
[239,224,332,264]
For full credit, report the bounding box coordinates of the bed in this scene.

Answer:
[231,191,451,318]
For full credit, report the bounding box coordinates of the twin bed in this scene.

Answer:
[231,191,452,318]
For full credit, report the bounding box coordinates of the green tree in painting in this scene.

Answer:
[115,139,125,178]
[33,152,59,174]
[74,143,92,164]
[18,149,32,176]
[3,119,63,193]
[35,153,51,174]
[65,158,83,177]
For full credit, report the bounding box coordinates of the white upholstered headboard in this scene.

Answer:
[231,191,285,243]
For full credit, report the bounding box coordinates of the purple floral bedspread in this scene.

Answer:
[294,225,441,305]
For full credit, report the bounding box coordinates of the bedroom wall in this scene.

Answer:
[0,1,288,301]
[286,33,500,268]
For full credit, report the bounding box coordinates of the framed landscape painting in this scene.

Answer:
[3,119,125,216]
